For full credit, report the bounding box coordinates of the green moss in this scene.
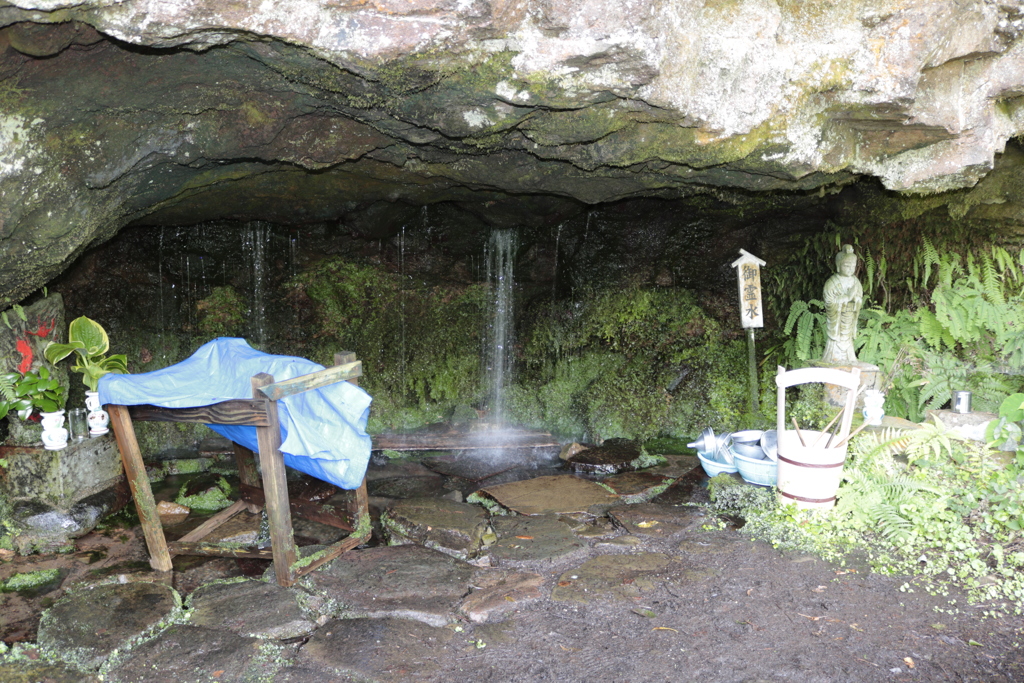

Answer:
[0,567,60,593]
[175,476,233,512]
[196,286,247,339]
[466,491,513,516]
[512,285,751,441]
[299,258,488,433]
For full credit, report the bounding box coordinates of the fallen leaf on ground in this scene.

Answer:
[632,608,657,618]
[969,639,984,647]
[636,521,659,528]
[798,613,823,621]
[904,657,915,669]
[811,585,827,592]
[652,627,679,633]
[515,535,534,540]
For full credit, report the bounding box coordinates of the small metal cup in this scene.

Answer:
[68,408,89,441]
[953,391,972,414]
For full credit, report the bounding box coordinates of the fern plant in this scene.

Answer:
[781,299,826,362]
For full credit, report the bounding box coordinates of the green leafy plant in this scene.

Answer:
[0,367,66,419]
[43,317,128,391]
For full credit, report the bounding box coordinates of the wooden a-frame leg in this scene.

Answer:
[107,405,173,572]
[232,443,263,514]
[251,373,298,587]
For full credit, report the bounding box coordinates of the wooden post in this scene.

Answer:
[251,373,298,587]
[232,444,263,513]
[336,351,368,527]
[732,249,767,418]
[107,405,173,572]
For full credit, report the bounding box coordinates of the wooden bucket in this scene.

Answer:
[775,366,862,511]
[776,429,848,510]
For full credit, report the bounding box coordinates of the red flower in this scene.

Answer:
[16,338,33,374]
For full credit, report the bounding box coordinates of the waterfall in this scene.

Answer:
[485,229,517,426]
[242,221,270,349]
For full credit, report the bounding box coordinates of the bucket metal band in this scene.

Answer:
[779,490,837,504]
[776,454,845,469]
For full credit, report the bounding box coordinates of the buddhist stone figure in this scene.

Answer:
[822,244,863,363]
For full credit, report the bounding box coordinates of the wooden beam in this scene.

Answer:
[371,429,557,452]
[257,361,362,401]
[173,499,249,545]
[293,534,366,579]
[168,542,275,559]
[252,373,298,587]
[107,405,173,572]
[128,400,270,426]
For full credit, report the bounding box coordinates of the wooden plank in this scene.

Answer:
[371,429,558,452]
[168,542,275,559]
[107,405,173,572]
[335,351,357,365]
[240,483,354,532]
[257,361,362,401]
[293,534,365,579]
[252,373,298,587]
[233,444,263,513]
[173,499,249,545]
[128,400,270,426]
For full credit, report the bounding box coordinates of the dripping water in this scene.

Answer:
[399,225,407,403]
[158,228,165,362]
[242,221,269,349]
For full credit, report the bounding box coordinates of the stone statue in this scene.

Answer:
[822,244,863,363]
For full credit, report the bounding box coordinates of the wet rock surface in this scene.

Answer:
[475,474,619,515]
[36,581,180,670]
[564,438,649,474]
[380,497,492,560]
[487,514,586,567]
[295,617,454,680]
[608,502,707,537]
[551,552,676,604]
[598,471,676,503]
[306,545,474,627]
[187,579,316,640]
[0,659,100,683]
[3,459,1024,681]
[104,624,279,683]
[458,570,545,623]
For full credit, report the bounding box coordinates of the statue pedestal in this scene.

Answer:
[807,360,880,411]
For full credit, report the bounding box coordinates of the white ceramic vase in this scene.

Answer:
[863,389,885,426]
[40,409,68,450]
[85,391,110,435]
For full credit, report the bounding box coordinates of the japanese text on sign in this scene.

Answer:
[731,249,766,328]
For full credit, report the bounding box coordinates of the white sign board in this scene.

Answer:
[731,249,766,329]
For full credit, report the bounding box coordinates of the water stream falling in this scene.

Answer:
[242,221,270,349]
[484,229,517,426]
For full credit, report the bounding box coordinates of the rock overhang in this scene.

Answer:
[1,0,1024,305]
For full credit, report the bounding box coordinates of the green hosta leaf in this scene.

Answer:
[998,393,1024,422]
[68,316,109,357]
[43,340,86,364]
[103,354,129,374]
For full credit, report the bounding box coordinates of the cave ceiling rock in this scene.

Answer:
[0,0,1024,306]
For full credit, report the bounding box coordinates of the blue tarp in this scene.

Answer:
[98,338,373,490]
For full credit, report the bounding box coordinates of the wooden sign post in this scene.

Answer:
[731,249,766,413]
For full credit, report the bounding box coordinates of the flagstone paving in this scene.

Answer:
[3,454,1023,682]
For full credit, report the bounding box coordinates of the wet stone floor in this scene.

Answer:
[1,446,1023,682]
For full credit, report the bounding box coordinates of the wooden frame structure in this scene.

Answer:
[107,352,371,587]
